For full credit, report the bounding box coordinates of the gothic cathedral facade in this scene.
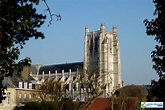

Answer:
[84,24,123,96]
[27,23,123,100]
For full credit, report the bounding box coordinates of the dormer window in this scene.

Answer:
[24,82,27,89]
[19,82,22,88]
[29,83,32,89]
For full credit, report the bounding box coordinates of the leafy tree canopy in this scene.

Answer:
[144,0,165,76]
[14,101,59,110]
[38,78,63,102]
[144,0,165,101]
[116,85,145,101]
[14,100,77,110]
[147,77,165,101]
[0,0,46,103]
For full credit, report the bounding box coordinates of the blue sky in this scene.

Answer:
[19,0,158,85]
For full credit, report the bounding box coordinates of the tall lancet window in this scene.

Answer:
[94,37,99,52]
[89,38,93,54]
[109,38,112,53]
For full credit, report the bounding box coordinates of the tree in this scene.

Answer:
[115,85,145,110]
[37,78,63,102]
[79,72,107,110]
[0,0,47,103]
[14,100,77,110]
[144,0,165,101]
[14,101,60,110]
[147,78,165,101]
[144,0,165,76]
[59,98,78,110]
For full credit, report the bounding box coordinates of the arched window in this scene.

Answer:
[89,38,93,53]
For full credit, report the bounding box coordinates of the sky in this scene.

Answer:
[19,0,159,85]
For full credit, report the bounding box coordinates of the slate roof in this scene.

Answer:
[7,73,35,88]
[39,62,83,74]
[2,77,16,88]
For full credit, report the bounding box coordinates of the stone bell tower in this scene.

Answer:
[84,23,122,96]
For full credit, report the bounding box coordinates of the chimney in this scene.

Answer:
[21,66,28,80]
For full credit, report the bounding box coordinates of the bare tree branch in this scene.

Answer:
[42,0,61,26]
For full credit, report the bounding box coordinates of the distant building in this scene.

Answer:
[1,24,123,106]
[29,24,123,100]
[1,77,16,110]
[84,24,122,96]
[1,67,40,109]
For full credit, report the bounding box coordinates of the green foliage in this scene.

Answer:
[144,0,165,101]
[144,0,165,76]
[59,98,78,110]
[14,100,78,110]
[14,101,59,110]
[117,85,145,101]
[0,0,46,103]
[38,78,62,102]
[114,85,145,110]
[147,78,165,101]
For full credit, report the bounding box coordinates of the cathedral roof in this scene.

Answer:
[39,62,83,74]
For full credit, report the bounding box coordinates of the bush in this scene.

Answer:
[14,101,59,110]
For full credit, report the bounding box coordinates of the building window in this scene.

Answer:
[6,92,10,104]
[29,94,31,101]
[24,94,27,102]
[24,82,27,89]
[19,93,22,102]
[19,82,22,88]
[29,83,32,89]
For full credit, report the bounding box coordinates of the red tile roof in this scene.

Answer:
[82,97,140,110]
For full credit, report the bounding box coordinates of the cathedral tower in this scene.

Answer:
[84,24,122,96]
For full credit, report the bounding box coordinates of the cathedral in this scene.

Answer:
[29,23,123,101]
[84,23,122,96]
